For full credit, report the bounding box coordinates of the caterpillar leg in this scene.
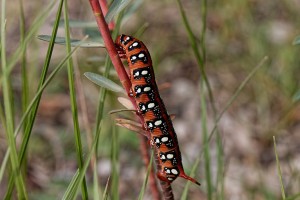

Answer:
[115,45,127,59]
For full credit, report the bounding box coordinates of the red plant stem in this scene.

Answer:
[88,0,131,93]
[99,0,114,30]
[139,136,161,200]
[88,1,163,199]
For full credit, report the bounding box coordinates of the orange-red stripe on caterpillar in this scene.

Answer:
[115,34,200,186]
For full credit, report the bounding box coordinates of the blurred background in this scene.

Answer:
[1,0,300,199]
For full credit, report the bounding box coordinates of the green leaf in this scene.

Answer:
[59,19,97,28]
[84,72,124,93]
[105,0,132,23]
[292,35,300,45]
[37,35,105,48]
[83,27,102,40]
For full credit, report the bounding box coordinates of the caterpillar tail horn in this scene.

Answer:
[179,173,201,186]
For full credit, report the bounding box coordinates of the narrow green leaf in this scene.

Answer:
[208,56,268,141]
[84,72,124,93]
[105,0,132,23]
[93,161,101,200]
[111,125,119,200]
[61,169,80,200]
[4,48,84,198]
[273,136,286,200]
[1,0,27,198]
[59,19,97,28]
[62,122,103,200]
[64,2,89,199]
[0,147,9,184]
[138,150,154,200]
[37,35,104,48]
[101,177,110,200]
[6,0,84,195]
[201,79,212,200]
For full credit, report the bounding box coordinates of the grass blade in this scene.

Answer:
[273,136,286,200]
[93,161,101,200]
[111,125,120,200]
[1,0,27,198]
[19,0,29,133]
[101,177,110,200]
[3,0,58,78]
[3,42,84,198]
[201,79,213,200]
[208,56,269,141]
[2,0,84,195]
[138,150,154,200]
[62,122,103,200]
[64,1,89,199]
[62,169,80,200]
[176,0,215,112]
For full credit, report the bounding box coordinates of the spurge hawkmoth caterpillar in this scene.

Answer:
[115,34,200,186]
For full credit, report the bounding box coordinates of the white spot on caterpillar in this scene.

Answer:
[141,70,148,75]
[125,36,130,41]
[154,120,162,126]
[132,42,138,47]
[138,53,145,58]
[148,103,155,108]
[144,87,151,92]
[141,105,146,111]
[166,169,171,174]
[161,137,168,142]
[134,71,139,77]
[167,154,174,159]
[155,138,160,143]
[136,88,141,94]
[171,169,178,175]
[148,122,153,128]
[160,155,166,159]
[168,178,173,181]
[131,56,137,60]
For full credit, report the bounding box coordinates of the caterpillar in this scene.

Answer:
[115,34,200,186]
